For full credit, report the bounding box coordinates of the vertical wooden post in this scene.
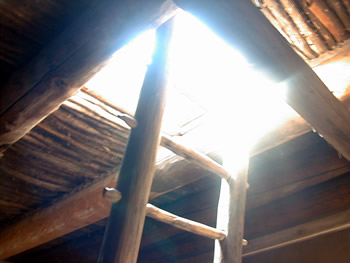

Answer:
[214,157,249,263]
[97,19,174,263]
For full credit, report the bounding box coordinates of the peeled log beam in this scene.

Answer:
[161,135,231,180]
[174,0,350,161]
[214,158,249,262]
[0,156,212,259]
[307,0,347,43]
[279,0,327,54]
[0,0,178,152]
[243,210,350,256]
[263,0,317,59]
[146,203,226,240]
[97,20,173,263]
[296,0,337,49]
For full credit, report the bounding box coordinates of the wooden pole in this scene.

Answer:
[97,19,174,263]
[146,203,226,240]
[161,135,231,180]
[0,0,178,152]
[214,157,249,263]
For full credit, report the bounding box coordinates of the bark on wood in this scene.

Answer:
[174,0,350,161]
[97,19,174,263]
[0,0,178,152]
[243,210,350,256]
[146,203,226,240]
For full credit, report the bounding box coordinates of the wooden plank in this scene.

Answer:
[174,0,350,161]
[214,159,249,262]
[146,203,226,240]
[243,210,350,256]
[0,0,178,152]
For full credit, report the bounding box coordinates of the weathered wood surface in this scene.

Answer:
[244,228,350,263]
[248,132,350,210]
[245,173,350,240]
[260,0,317,59]
[243,209,350,256]
[0,0,178,151]
[161,135,231,180]
[146,203,226,240]
[256,0,350,56]
[6,168,350,262]
[0,0,100,89]
[279,0,327,54]
[214,159,249,262]
[1,123,349,259]
[308,0,347,43]
[141,172,350,261]
[174,0,350,161]
[97,19,174,263]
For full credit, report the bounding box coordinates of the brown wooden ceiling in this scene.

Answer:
[0,0,349,262]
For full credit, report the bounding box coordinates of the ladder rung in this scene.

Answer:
[146,203,226,240]
[160,135,231,181]
[102,191,248,245]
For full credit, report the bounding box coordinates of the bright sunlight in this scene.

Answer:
[85,11,298,169]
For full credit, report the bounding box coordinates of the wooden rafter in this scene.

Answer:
[174,0,350,161]
[243,209,350,257]
[0,0,178,152]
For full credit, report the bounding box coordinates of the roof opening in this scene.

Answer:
[83,11,298,165]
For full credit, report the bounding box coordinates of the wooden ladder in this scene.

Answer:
[98,18,249,263]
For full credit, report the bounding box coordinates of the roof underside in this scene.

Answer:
[0,0,349,262]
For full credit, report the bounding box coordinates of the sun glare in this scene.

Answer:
[85,11,297,165]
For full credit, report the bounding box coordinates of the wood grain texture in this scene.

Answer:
[308,0,347,42]
[146,203,226,240]
[174,0,350,160]
[243,228,350,263]
[0,0,99,88]
[279,0,327,54]
[161,135,231,180]
[243,209,350,256]
[263,0,317,59]
[214,159,249,262]
[97,19,174,263]
[0,0,178,151]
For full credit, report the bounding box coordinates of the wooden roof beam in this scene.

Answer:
[0,0,178,152]
[243,209,350,257]
[0,157,212,259]
[174,0,350,160]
